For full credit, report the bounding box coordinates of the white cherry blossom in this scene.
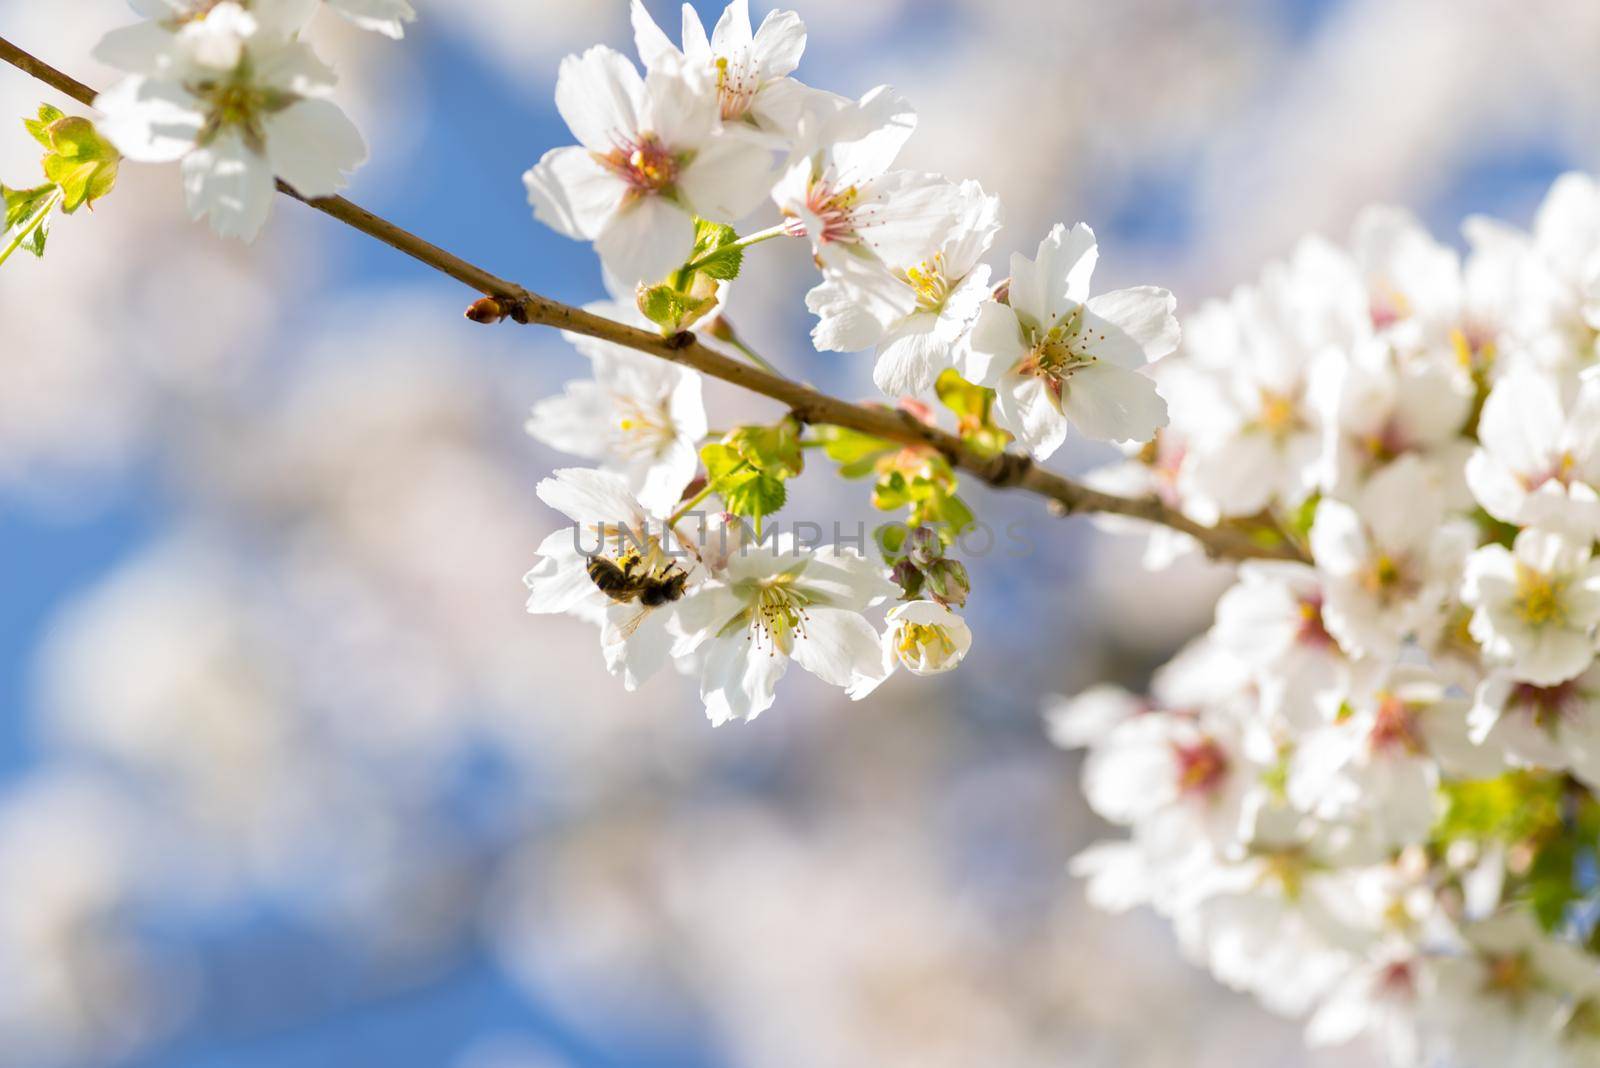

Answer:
[1463,527,1600,687]
[526,348,707,517]
[1465,368,1600,539]
[1469,665,1600,787]
[672,530,895,724]
[1211,561,1347,729]
[1309,455,1474,659]
[524,468,695,691]
[630,0,809,135]
[1287,668,1493,853]
[806,179,1001,397]
[964,222,1177,456]
[94,1,366,240]
[524,45,775,286]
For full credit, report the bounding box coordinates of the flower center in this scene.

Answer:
[1513,564,1568,627]
[713,54,758,121]
[163,0,232,27]
[1359,552,1418,602]
[785,180,859,245]
[189,70,296,152]
[1018,309,1093,401]
[1483,952,1535,1003]
[900,254,952,313]
[1509,679,1581,730]
[596,134,681,201]
[740,574,813,656]
[897,621,958,669]
[1172,737,1229,797]
[1369,694,1424,755]
[611,395,675,460]
[1254,390,1302,440]
[1295,593,1335,649]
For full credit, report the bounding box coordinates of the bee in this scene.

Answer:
[587,552,689,607]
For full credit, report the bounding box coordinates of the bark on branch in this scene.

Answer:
[0,34,1310,564]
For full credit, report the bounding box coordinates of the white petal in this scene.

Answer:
[1010,222,1097,326]
[790,606,884,689]
[1083,286,1181,367]
[630,0,682,70]
[536,467,643,526]
[93,22,180,74]
[327,0,416,38]
[700,633,787,724]
[602,601,673,689]
[524,146,626,242]
[524,545,598,617]
[94,76,203,163]
[261,98,366,198]
[1309,499,1369,577]
[963,301,1024,386]
[525,381,611,458]
[798,546,897,611]
[181,128,276,241]
[996,373,1069,459]
[594,195,696,287]
[806,254,913,353]
[873,314,947,397]
[752,8,806,77]
[1058,362,1168,443]
[1476,371,1563,475]
[827,85,916,185]
[676,138,774,221]
[554,47,647,151]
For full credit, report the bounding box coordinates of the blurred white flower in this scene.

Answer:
[1464,526,1600,686]
[1465,368,1600,540]
[95,0,366,240]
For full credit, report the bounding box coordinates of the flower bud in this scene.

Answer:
[884,601,972,676]
[923,558,970,608]
[465,296,508,324]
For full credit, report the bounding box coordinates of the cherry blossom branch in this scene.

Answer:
[0,34,1308,565]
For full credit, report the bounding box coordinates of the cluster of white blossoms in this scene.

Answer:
[57,1,1600,1059]
[522,1,1180,724]
[1058,175,1600,1066]
[92,0,412,239]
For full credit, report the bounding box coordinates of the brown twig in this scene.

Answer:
[0,33,1308,564]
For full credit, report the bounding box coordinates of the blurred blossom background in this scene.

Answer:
[2,0,1598,1065]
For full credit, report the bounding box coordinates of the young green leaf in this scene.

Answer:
[689,217,744,281]
[22,104,64,148]
[39,115,121,213]
[0,182,58,264]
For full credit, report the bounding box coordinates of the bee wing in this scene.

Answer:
[615,604,652,641]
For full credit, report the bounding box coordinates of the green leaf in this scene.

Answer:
[934,369,1010,458]
[723,472,786,520]
[3,182,51,229]
[816,425,895,478]
[1435,772,1565,844]
[39,115,121,213]
[22,104,64,148]
[0,181,58,263]
[690,217,744,280]
[935,368,988,419]
[701,424,800,526]
[1286,492,1321,543]
[726,420,803,478]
